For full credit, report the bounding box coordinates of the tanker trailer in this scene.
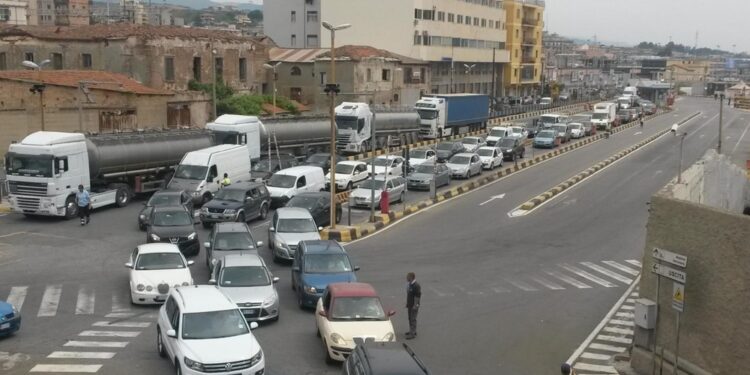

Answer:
[4,129,213,219]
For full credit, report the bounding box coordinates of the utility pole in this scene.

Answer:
[212,47,218,120]
[677,132,687,183]
[491,48,496,111]
[718,92,724,154]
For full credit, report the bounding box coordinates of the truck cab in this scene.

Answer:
[206,114,262,161]
[415,97,445,139]
[335,102,374,154]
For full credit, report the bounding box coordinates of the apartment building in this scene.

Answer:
[503,0,544,97]
[264,0,509,97]
[0,0,28,25]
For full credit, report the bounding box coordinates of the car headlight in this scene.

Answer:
[262,293,277,307]
[249,349,263,367]
[139,214,145,220]
[382,332,395,341]
[224,209,236,215]
[304,286,318,295]
[150,233,160,241]
[146,285,153,292]
[11,305,19,317]
[330,333,344,345]
[192,191,201,196]
[201,207,208,213]
[184,357,204,372]
[181,281,190,286]
[275,240,287,250]
[187,232,196,240]
[136,284,145,292]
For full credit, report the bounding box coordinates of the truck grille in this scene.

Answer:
[16,196,40,210]
[207,207,224,214]
[8,181,47,197]
[336,133,351,149]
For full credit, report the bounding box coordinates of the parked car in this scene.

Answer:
[569,113,595,136]
[210,253,279,323]
[156,286,265,374]
[551,124,572,143]
[460,136,486,153]
[509,125,529,139]
[350,175,406,208]
[126,243,194,305]
[139,190,193,231]
[251,153,299,183]
[291,240,359,309]
[434,142,464,163]
[407,162,451,190]
[267,166,326,207]
[533,129,558,148]
[316,283,396,363]
[408,148,436,168]
[200,182,270,228]
[0,300,21,336]
[326,161,369,191]
[204,222,262,269]
[476,146,504,170]
[446,153,483,179]
[497,137,526,161]
[539,97,553,106]
[368,155,405,177]
[285,192,341,228]
[641,101,657,115]
[303,153,346,174]
[567,123,585,139]
[146,206,200,257]
[268,207,322,262]
[344,339,431,375]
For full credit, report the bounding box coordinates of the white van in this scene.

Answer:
[168,144,251,204]
[623,87,637,97]
[266,166,325,206]
[486,126,512,147]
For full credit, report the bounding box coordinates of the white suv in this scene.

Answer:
[156,285,265,375]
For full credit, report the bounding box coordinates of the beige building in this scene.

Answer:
[264,0,509,97]
[503,0,544,97]
[0,0,28,25]
[665,59,711,83]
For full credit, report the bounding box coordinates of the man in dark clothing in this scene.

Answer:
[405,272,421,339]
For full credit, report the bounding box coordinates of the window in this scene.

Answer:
[481,18,486,27]
[290,66,301,76]
[319,72,326,85]
[437,11,445,21]
[382,69,391,81]
[0,7,9,21]
[422,10,433,20]
[413,31,421,45]
[164,56,175,81]
[515,29,519,38]
[447,13,454,22]
[414,8,422,19]
[81,53,92,69]
[291,34,296,47]
[473,18,479,26]
[239,58,247,81]
[215,57,223,81]
[422,31,430,45]
[366,68,372,82]
[192,57,201,81]
[0,52,6,70]
[514,68,518,77]
[515,49,518,58]
[465,16,471,25]
[51,53,62,69]
[306,11,318,22]
[290,11,296,22]
[306,34,318,47]
[457,15,463,23]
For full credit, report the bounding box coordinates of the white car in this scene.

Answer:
[567,122,585,139]
[126,243,194,305]
[408,148,436,168]
[460,136,486,153]
[510,126,529,139]
[316,282,395,363]
[368,155,404,176]
[476,147,503,170]
[326,161,369,191]
[540,97,553,106]
[156,285,264,374]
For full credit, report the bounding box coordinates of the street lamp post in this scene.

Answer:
[263,62,282,172]
[463,64,476,92]
[211,48,218,120]
[677,132,687,183]
[718,92,724,154]
[22,59,50,131]
[322,21,351,230]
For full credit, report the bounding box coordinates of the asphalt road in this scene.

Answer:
[0,97,743,375]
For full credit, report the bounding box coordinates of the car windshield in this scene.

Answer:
[5,153,53,177]
[148,194,180,207]
[499,139,516,148]
[538,130,556,138]
[277,218,318,233]
[152,211,192,226]
[569,124,582,130]
[477,149,495,157]
[462,138,479,145]
[410,150,428,159]
[511,127,523,134]
[334,164,355,174]
[449,155,471,164]
[331,297,386,321]
[306,154,328,163]
[287,196,320,210]
[489,129,506,137]
[268,174,296,188]
[540,116,558,124]
[592,113,609,120]
[182,309,249,340]
[553,125,566,132]
[220,266,270,287]
[213,232,255,250]
[252,160,273,172]
[414,164,436,173]
[436,143,454,150]
[213,189,245,202]
[135,253,185,270]
[359,179,385,190]
[371,158,392,167]
[304,254,352,273]
[173,165,207,180]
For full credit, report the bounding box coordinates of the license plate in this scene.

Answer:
[210,214,219,218]
[0,323,9,329]
[242,309,258,316]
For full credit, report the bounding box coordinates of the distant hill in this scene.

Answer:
[161,0,261,11]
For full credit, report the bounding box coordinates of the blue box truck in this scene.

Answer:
[414,94,490,139]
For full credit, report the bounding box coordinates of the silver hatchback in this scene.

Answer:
[446,153,483,179]
[210,253,280,323]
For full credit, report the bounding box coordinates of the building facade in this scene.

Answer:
[503,0,544,97]
[264,0,509,97]
[53,0,89,26]
[0,0,28,25]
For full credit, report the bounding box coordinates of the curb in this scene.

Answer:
[323,109,675,242]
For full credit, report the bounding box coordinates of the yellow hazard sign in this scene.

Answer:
[672,282,685,312]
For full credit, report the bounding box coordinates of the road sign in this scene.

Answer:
[651,263,687,283]
[672,282,685,312]
[652,247,688,268]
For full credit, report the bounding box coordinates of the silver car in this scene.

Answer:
[350,175,406,207]
[476,147,503,170]
[269,207,322,262]
[407,162,451,190]
[460,137,486,153]
[210,253,280,322]
[446,153,483,179]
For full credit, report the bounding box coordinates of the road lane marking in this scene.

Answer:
[426,285,450,298]
[6,286,28,311]
[602,261,641,276]
[580,262,633,284]
[603,326,634,335]
[608,319,634,327]
[560,265,617,288]
[104,312,136,318]
[491,286,510,294]
[75,286,95,315]
[588,342,627,353]
[619,305,635,310]
[730,119,750,154]
[111,294,130,313]
[0,231,26,238]
[79,330,140,338]
[580,352,611,361]
[531,277,565,290]
[597,334,633,344]
[30,364,103,373]
[573,362,617,373]
[545,271,591,289]
[48,351,116,359]
[64,341,128,348]
[92,321,151,328]
[615,312,635,319]
[478,193,505,206]
[37,284,62,317]
[506,279,538,292]
[625,259,642,267]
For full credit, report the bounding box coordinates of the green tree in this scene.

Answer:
[248,10,262,23]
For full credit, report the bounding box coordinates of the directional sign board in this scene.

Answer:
[672,282,685,312]
[652,247,688,268]
[652,263,687,283]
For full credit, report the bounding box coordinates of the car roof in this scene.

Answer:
[301,240,345,254]
[355,341,430,375]
[213,222,251,233]
[276,207,315,219]
[451,153,476,157]
[329,282,378,298]
[137,243,182,254]
[375,154,401,159]
[222,181,265,191]
[153,190,184,197]
[462,136,481,140]
[278,166,323,175]
[174,285,237,313]
[221,253,265,267]
[338,160,366,166]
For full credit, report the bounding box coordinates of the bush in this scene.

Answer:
[217,94,300,116]
[187,80,234,101]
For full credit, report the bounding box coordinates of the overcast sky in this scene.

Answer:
[545,0,747,53]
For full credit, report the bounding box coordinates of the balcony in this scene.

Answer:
[521,56,537,64]
[522,38,537,46]
[522,18,540,28]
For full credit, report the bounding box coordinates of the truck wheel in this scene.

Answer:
[64,196,78,220]
[115,186,130,207]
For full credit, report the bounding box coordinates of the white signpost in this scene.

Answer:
[652,247,688,268]
[651,263,687,284]
[650,247,688,375]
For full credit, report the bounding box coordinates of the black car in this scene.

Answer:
[497,137,526,161]
[434,142,464,163]
[250,154,299,183]
[146,206,200,256]
[285,192,341,227]
[343,338,430,375]
[138,190,193,230]
[303,153,346,174]
[200,182,271,228]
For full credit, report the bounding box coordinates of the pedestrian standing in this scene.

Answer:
[220,173,231,188]
[75,184,91,225]
[405,272,421,340]
[561,363,576,375]
[728,97,732,106]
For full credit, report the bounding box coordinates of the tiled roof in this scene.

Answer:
[0,70,171,95]
[317,45,427,65]
[269,48,326,63]
[0,24,261,44]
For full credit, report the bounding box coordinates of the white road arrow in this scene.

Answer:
[634,131,643,135]
[479,193,506,206]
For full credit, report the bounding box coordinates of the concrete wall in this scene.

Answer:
[262,0,320,48]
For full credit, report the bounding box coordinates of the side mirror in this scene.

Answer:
[208,279,216,285]
[249,322,259,330]
[387,310,396,317]
[256,241,264,247]
[272,277,280,283]
[187,260,194,267]
[269,227,275,232]
[124,262,133,269]
[291,266,300,272]
[204,242,211,248]
[318,310,327,318]
[353,266,360,271]
[166,329,177,338]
